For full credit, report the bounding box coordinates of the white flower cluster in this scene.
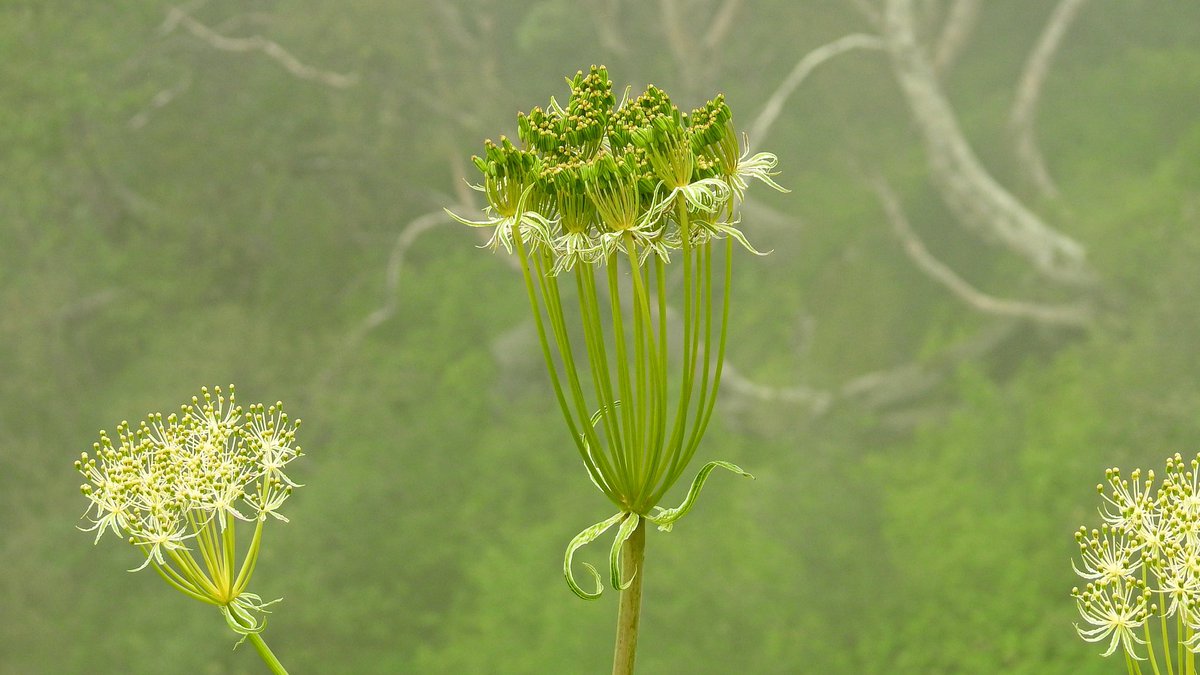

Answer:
[1073,456,1200,663]
[76,386,302,577]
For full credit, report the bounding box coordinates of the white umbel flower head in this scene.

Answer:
[1072,578,1150,659]
[1072,524,1141,586]
[1099,467,1158,535]
[1071,451,1200,668]
[76,385,303,634]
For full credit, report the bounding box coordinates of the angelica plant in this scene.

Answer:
[1072,454,1200,674]
[449,65,785,674]
[75,385,301,674]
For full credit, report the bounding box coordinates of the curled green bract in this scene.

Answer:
[648,461,753,532]
[564,511,627,600]
[563,461,751,600]
[222,592,282,637]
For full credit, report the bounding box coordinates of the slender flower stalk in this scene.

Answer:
[75,385,302,674]
[1070,456,1200,674]
[449,65,786,673]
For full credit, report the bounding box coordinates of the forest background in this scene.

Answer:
[2,1,1199,672]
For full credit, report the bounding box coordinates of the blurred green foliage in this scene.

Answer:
[2,1,1199,673]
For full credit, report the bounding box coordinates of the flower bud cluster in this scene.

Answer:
[450,65,786,272]
[1072,455,1200,660]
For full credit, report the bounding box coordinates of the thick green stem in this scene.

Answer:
[612,518,647,675]
[246,631,289,675]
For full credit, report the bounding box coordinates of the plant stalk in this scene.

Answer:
[611,517,647,675]
[247,632,289,675]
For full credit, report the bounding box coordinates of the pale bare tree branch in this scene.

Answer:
[433,2,478,52]
[52,289,123,325]
[587,0,631,57]
[872,178,1092,327]
[703,0,744,49]
[721,361,832,414]
[427,1,505,135]
[161,7,358,88]
[719,316,1019,420]
[839,318,1016,407]
[931,0,981,75]
[882,0,1093,285]
[1011,0,1089,199]
[128,75,191,130]
[77,121,168,226]
[313,210,451,392]
[366,213,448,333]
[658,0,742,98]
[747,33,885,147]
[659,0,698,95]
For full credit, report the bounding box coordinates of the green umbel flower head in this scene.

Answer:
[76,385,302,636]
[449,66,786,599]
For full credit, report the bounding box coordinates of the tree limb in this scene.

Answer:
[931,0,982,75]
[838,318,1016,408]
[658,0,740,97]
[77,120,167,228]
[872,178,1091,327]
[658,0,700,96]
[719,317,1019,419]
[161,7,358,88]
[312,210,450,392]
[881,0,1093,285]
[128,75,192,130]
[1011,0,1089,199]
[747,33,885,147]
[433,2,478,52]
[52,289,123,325]
[587,0,630,57]
[703,0,744,49]
[721,361,833,414]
